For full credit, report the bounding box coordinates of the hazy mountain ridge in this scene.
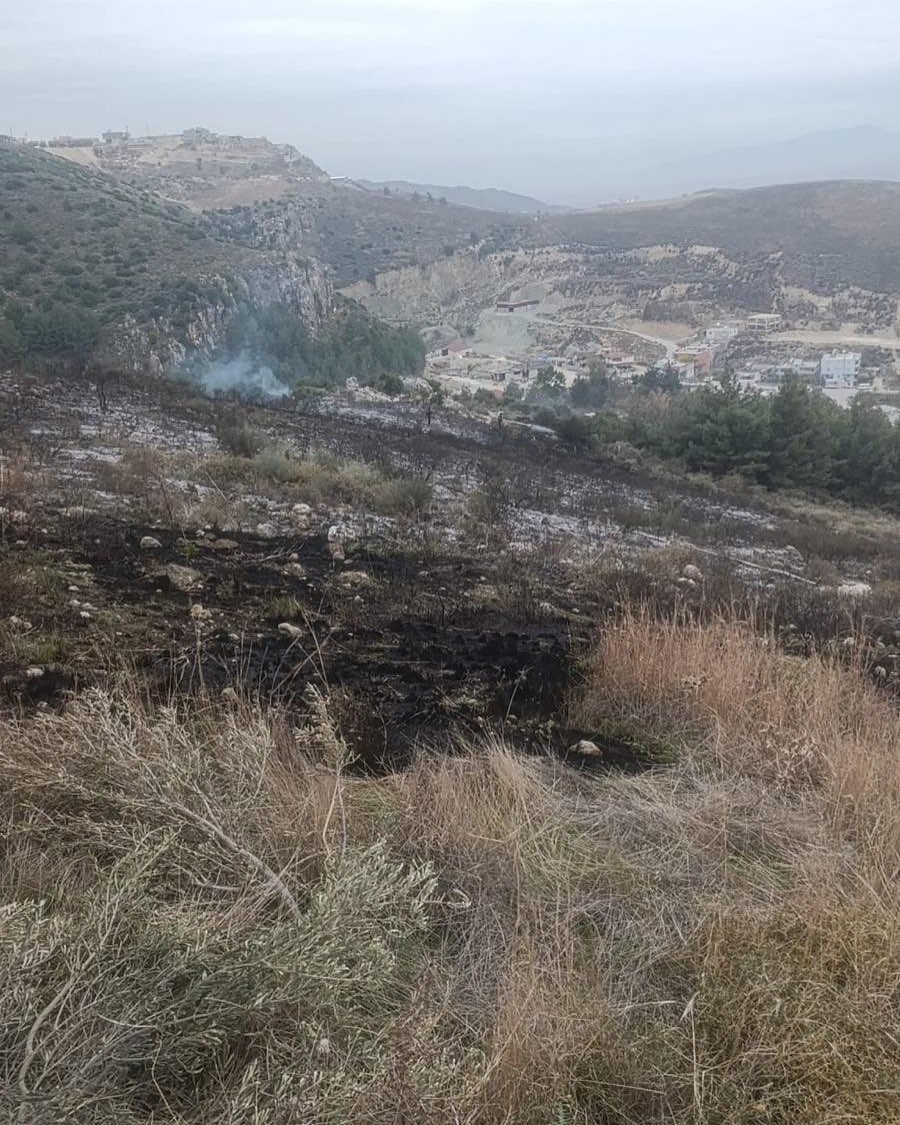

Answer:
[356,179,568,214]
[537,179,900,293]
[633,126,900,198]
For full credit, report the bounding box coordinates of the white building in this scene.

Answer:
[788,358,820,379]
[747,313,783,334]
[820,352,861,386]
[705,324,740,348]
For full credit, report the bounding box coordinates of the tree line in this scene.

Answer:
[534,367,900,510]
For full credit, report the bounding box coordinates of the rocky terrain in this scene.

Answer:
[3,368,899,725]
[25,130,900,367]
[2,366,900,1123]
[348,182,900,345]
[4,126,900,1125]
[48,127,329,208]
[0,140,334,376]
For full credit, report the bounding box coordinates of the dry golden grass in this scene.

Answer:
[572,606,900,875]
[1,609,898,1123]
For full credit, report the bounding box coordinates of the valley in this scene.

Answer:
[3,124,900,1125]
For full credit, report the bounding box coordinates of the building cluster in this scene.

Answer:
[426,343,595,396]
[731,351,867,391]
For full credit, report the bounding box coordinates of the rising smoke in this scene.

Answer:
[198,353,291,400]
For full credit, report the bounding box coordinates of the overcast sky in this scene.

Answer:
[3,0,898,204]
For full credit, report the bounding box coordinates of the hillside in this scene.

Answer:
[357,178,567,215]
[48,129,522,289]
[539,180,900,293]
[4,131,900,1125]
[347,179,900,355]
[48,127,328,209]
[0,140,335,376]
[209,184,520,288]
[0,141,434,389]
[1,366,900,1123]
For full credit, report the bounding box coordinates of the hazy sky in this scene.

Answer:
[3,0,898,204]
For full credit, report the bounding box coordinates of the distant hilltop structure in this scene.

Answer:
[39,127,328,204]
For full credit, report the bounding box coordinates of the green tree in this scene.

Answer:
[838,398,895,503]
[570,364,610,409]
[767,376,838,491]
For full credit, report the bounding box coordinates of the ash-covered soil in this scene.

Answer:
[0,510,650,772]
[3,371,899,768]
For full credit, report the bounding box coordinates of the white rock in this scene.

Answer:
[166,564,202,593]
[339,570,372,587]
[25,666,45,679]
[683,564,704,582]
[278,622,303,640]
[140,536,163,550]
[327,525,345,561]
[570,739,603,757]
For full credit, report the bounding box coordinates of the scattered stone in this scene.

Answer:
[327,525,345,561]
[166,563,203,593]
[67,585,80,593]
[278,622,303,640]
[209,538,239,551]
[570,739,603,758]
[683,564,704,582]
[190,603,213,623]
[284,562,307,579]
[339,570,372,588]
[25,666,45,679]
[256,522,278,539]
[140,535,163,550]
[7,616,32,631]
[78,611,93,621]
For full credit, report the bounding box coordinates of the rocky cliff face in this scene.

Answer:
[0,140,337,379]
[95,257,334,377]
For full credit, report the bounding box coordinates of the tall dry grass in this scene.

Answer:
[571,605,900,875]
[0,613,898,1122]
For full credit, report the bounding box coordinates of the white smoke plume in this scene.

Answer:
[199,353,291,400]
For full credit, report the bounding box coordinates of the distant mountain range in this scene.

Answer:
[356,179,568,215]
[633,126,900,199]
